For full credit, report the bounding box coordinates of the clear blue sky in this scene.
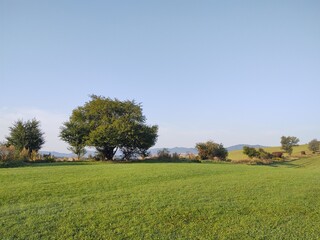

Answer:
[1,0,319,152]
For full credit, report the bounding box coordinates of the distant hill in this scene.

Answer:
[226,144,267,151]
[149,147,198,155]
[149,144,267,156]
[40,151,76,158]
[40,150,96,158]
[41,144,267,158]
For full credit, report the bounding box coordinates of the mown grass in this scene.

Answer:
[1,156,320,239]
[228,144,310,161]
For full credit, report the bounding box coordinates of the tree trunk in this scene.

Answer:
[97,146,117,160]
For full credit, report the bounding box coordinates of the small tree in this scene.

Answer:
[214,144,228,160]
[308,139,320,153]
[196,141,228,160]
[281,136,299,155]
[6,119,45,157]
[243,146,259,159]
[157,148,171,159]
[60,121,88,160]
[243,146,273,159]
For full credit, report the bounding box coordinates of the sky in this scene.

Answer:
[1,0,320,152]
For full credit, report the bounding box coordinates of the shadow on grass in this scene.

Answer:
[132,158,200,164]
[1,159,201,168]
[0,161,95,168]
[269,160,302,168]
[26,161,99,168]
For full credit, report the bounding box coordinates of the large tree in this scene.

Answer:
[6,119,45,155]
[281,136,299,155]
[62,95,158,160]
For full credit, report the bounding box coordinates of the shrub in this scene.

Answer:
[171,152,180,160]
[0,145,16,161]
[0,160,26,168]
[157,148,171,160]
[30,150,40,161]
[243,146,259,159]
[0,144,26,168]
[42,153,56,162]
[196,141,228,161]
[19,148,29,161]
[308,139,320,153]
[258,148,273,159]
[186,153,197,160]
[243,146,273,160]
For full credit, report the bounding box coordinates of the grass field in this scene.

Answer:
[1,156,320,239]
[228,144,310,161]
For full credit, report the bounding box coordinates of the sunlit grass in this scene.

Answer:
[1,156,320,239]
[228,144,310,161]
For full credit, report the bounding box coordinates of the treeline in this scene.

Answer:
[1,95,158,162]
[1,95,320,165]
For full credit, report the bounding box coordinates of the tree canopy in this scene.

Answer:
[308,139,320,153]
[60,95,158,160]
[196,140,228,160]
[60,121,89,160]
[281,136,299,155]
[6,119,45,155]
[243,146,272,160]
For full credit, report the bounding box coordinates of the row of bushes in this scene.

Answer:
[0,144,56,167]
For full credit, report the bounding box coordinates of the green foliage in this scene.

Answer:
[171,152,180,160]
[0,160,26,168]
[60,121,88,160]
[196,140,228,160]
[229,144,310,161]
[257,148,273,160]
[157,148,171,159]
[41,153,56,162]
[6,119,45,156]
[243,146,259,159]
[243,146,273,160]
[308,139,320,153]
[281,136,300,155]
[64,95,158,160]
[119,123,158,160]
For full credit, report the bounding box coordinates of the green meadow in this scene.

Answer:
[1,155,320,239]
[228,144,310,161]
